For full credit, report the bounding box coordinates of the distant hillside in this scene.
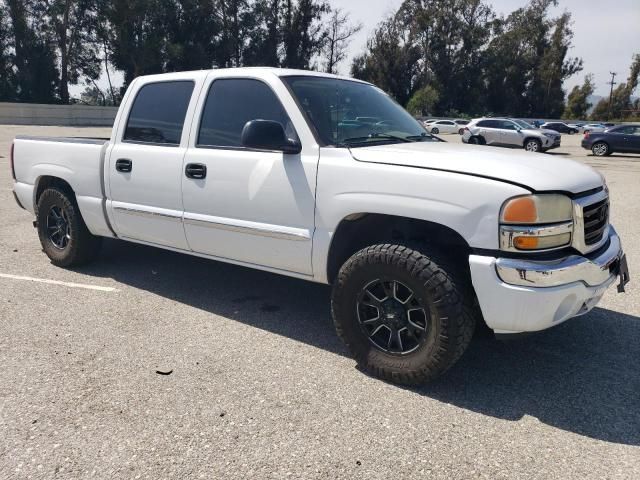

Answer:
[587,95,603,114]
[586,94,639,115]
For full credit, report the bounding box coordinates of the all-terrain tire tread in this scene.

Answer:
[36,188,102,267]
[331,243,477,385]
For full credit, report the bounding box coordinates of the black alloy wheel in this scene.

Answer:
[45,205,71,250]
[356,278,429,355]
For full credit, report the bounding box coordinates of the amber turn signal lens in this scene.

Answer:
[511,233,571,251]
[502,197,537,223]
[513,236,539,250]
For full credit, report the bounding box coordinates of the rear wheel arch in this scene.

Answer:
[34,176,76,213]
[591,141,611,156]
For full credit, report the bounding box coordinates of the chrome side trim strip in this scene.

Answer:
[113,206,182,222]
[183,217,310,242]
[496,227,622,288]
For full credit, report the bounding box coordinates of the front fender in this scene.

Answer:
[311,149,530,283]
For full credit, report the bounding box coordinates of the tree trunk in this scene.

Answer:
[58,0,72,104]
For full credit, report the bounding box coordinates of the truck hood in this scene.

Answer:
[349,141,602,194]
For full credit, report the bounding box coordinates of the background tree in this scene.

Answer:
[39,0,102,104]
[5,0,59,103]
[77,83,108,105]
[563,74,594,119]
[321,8,361,74]
[396,0,494,115]
[406,85,439,116]
[215,0,253,67]
[281,0,329,69]
[243,0,281,66]
[528,10,582,117]
[104,0,176,86]
[591,53,640,120]
[484,0,581,117]
[351,17,421,106]
[0,2,16,101]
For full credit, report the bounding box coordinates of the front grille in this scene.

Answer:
[582,198,609,245]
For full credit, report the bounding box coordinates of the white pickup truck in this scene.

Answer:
[11,68,629,384]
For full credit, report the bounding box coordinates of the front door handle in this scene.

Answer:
[185,163,207,179]
[115,158,132,173]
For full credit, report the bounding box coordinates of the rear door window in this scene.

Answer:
[124,81,194,145]
[477,120,500,129]
[612,125,635,134]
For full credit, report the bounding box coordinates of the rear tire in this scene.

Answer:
[331,243,476,385]
[591,141,610,156]
[36,187,102,267]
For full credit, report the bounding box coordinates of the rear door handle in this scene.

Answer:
[185,163,207,179]
[115,158,132,173]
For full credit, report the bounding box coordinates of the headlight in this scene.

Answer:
[543,133,556,139]
[501,195,572,224]
[500,194,574,252]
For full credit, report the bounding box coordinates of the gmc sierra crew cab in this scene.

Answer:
[11,68,630,385]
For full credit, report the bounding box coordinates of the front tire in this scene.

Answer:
[524,138,542,152]
[431,127,439,134]
[331,244,476,385]
[36,187,102,267]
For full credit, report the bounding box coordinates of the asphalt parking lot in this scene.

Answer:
[1,126,639,479]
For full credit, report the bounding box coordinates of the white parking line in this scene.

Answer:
[0,273,118,292]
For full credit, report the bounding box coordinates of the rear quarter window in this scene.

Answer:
[124,81,194,145]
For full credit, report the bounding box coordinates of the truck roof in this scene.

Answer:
[133,67,370,84]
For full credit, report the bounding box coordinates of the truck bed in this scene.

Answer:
[15,135,110,145]
[12,135,115,238]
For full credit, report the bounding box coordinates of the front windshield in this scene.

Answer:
[513,119,534,129]
[282,76,437,147]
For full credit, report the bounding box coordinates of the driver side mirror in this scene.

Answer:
[241,120,302,154]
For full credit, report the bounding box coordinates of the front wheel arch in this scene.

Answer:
[326,213,472,285]
[523,137,542,152]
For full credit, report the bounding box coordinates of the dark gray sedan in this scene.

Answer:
[581,124,640,156]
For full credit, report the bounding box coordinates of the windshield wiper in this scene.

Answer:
[405,133,433,141]
[339,133,414,146]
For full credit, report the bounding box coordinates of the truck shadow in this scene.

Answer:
[79,239,640,446]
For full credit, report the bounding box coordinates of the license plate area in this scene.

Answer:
[614,253,630,293]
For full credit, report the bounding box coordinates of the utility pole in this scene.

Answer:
[607,72,617,120]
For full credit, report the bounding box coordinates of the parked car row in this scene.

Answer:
[421,116,639,156]
[461,117,561,153]
[422,118,613,136]
[423,118,469,135]
[581,124,640,156]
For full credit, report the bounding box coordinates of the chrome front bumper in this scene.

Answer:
[495,227,628,290]
[468,227,628,333]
